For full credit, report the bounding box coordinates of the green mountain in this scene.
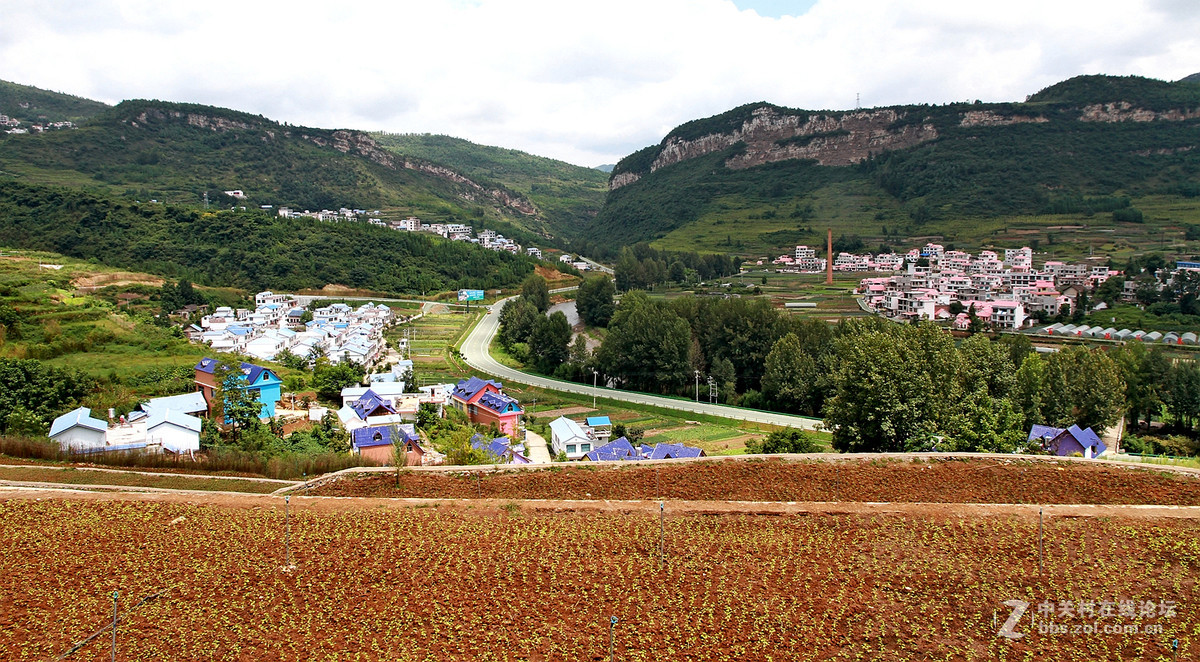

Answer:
[0,97,554,244]
[588,75,1200,261]
[371,132,608,240]
[1179,73,1200,84]
[0,80,109,124]
[0,86,603,247]
[0,180,535,296]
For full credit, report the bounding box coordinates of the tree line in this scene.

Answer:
[0,181,536,296]
[500,282,1155,453]
[613,245,740,291]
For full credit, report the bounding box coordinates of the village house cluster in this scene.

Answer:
[47,359,285,456]
[855,244,1116,329]
[1,113,76,134]
[189,291,397,366]
[273,207,534,257]
[547,415,703,461]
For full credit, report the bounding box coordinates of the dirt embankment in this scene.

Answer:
[71,272,165,291]
[309,456,1200,506]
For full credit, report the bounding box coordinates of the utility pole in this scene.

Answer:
[111,590,118,662]
[592,369,598,409]
[708,376,717,404]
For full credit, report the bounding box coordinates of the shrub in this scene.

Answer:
[745,427,821,454]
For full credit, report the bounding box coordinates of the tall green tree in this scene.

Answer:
[520,274,551,313]
[529,311,572,374]
[693,297,786,392]
[762,333,822,416]
[824,323,960,452]
[575,275,616,327]
[957,333,1016,398]
[1114,343,1169,430]
[940,387,1025,453]
[1039,346,1125,432]
[312,357,363,403]
[1012,353,1047,429]
[1165,361,1200,431]
[213,362,262,443]
[498,298,540,347]
[596,298,691,393]
[0,358,93,435]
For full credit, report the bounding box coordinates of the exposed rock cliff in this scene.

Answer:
[304,130,537,215]
[129,109,256,133]
[959,110,1048,127]
[1079,102,1200,122]
[400,158,537,215]
[612,106,937,190]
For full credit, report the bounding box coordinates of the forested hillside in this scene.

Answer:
[373,133,608,240]
[0,95,570,251]
[588,75,1200,259]
[0,80,109,124]
[0,181,534,295]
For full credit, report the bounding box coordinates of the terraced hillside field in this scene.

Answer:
[0,493,1196,661]
[309,456,1200,505]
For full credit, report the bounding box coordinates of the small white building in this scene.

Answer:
[146,409,203,454]
[548,416,593,460]
[48,407,109,450]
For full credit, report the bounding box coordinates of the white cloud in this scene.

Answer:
[2,0,1198,166]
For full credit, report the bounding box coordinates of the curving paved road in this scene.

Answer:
[461,297,823,430]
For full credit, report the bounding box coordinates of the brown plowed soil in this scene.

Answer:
[310,457,1200,505]
[1,496,1196,661]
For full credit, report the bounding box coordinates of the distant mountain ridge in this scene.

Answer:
[0,81,603,246]
[586,74,1200,257]
[0,80,109,124]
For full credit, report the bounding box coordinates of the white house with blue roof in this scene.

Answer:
[549,416,593,460]
[49,407,109,450]
[146,409,202,454]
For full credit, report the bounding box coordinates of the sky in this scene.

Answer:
[3,0,1199,168]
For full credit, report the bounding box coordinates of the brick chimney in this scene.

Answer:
[826,228,833,285]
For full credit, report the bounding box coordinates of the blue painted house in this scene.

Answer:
[195,357,283,419]
[1048,425,1107,459]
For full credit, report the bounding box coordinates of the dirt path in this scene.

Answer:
[6,487,1200,521]
[523,429,553,463]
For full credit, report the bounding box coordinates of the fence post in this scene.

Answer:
[609,616,619,661]
[658,501,664,570]
[285,495,292,567]
[1038,507,1044,574]
[110,590,118,662]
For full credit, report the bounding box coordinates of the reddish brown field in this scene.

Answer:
[1,496,1197,661]
[311,457,1200,505]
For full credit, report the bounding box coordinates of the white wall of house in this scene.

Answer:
[147,423,200,453]
[51,427,106,450]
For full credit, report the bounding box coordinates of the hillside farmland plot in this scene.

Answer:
[0,495,1196,661]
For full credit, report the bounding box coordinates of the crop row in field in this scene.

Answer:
[309,457,1200,505]
[1,497,1195,661]
[0,466,284,493]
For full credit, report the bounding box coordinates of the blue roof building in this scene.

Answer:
[49,407,109,450]
[1050,425,1107,459]
[471,434,531,465]
[195,357,283,419]
[648,442,705,460]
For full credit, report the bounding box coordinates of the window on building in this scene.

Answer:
[567,444,576,454]
[582,444,591,452]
